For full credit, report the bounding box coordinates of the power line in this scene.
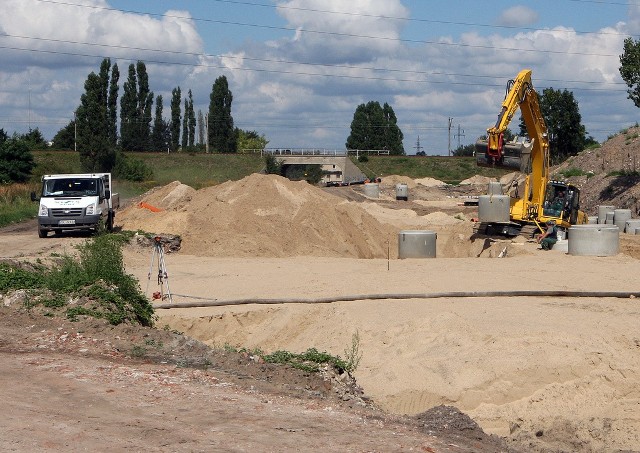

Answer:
[5,32,627,86]
[0,43,628,93]
[36,0,635,39]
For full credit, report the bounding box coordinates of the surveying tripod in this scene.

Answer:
[146,236,173,303]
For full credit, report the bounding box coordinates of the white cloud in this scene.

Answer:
[0,1,638,154]
[0,0,204,137]
[496,6,539,27]
[274,0,409,63]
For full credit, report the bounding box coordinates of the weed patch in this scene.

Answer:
[0,233,154,326]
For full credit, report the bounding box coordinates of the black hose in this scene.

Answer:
[154,290,639,309]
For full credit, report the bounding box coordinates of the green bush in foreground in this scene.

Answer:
[227,331,363,374]
[0,233,154,326]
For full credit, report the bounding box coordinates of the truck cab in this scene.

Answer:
[33,173,116,238]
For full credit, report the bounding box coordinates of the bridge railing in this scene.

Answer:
[248,148,391,157]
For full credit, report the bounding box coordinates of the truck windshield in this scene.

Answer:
[42,179,99,197]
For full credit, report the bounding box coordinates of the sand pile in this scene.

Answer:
[414,176,446,187]
[379,175,418,189]
[117,174,401,258]
[459,175,496,185]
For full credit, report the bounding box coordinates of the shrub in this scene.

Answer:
[559,167,587,178]
[1,233,154,326]
[113,152,153,181]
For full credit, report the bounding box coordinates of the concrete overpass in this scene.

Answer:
[261,148,384,184]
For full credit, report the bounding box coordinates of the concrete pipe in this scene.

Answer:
[624,219,640,234]
[614,209,632,232]
[487,181,503,195]
[398,230,436,259]
[478,195,510,223]
[395,183,408,201]
[598,205,615,224]
[568,225,619,256]
[363,183,380,198]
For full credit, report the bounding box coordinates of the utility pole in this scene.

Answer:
[448,117,453,156]
[74,111,77,153]
[205,113,209,153]
[455,124,465,150]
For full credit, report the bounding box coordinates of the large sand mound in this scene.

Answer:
[118,174,401,258]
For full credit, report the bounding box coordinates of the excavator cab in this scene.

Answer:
[542,181,581,225]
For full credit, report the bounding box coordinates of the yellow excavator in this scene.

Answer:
[475,69,587,236]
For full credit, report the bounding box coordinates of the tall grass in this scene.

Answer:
[0,183,38,227]
[355,155,508,184]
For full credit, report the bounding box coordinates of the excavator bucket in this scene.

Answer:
[475,138,532,173]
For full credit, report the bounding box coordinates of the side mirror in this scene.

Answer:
[104,190,111,200]
[30,191,38,202]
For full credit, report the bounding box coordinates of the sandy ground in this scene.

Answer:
[4,173,640,452]
[125,250,640,452]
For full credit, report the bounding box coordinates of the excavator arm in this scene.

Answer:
[486,70,548,162]
[477,69,550,216]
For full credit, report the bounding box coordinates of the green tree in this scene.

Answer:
[0,135,35,183]
[208,75,236,153]
[107,63,119,147]
[19,128,48,150]
[346,101,404,154]
[181,97,188,150]
[187,89,196,147]
[120,64,138,150]
[120,61,153,151]
[382,103,404,154]
[151,95,168,151]
[197,109,205,145]
[170,87,181,152]
[619,37,640,108]
[539,88,586,163]
[237,129,268,152]
[76,59,117,172]
[51,121,75,150]
[452,143,476,157]
[264,154,282,175]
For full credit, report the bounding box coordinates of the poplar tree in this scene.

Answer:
[151,95,168,151]
[208,75,236,153]
[120,61,153,151]
[182,97,188,150]
[76,58,117,171]
[187,89,196,147]
[170,87,181,152]
[107,63,119,147]
[197,110,204,146]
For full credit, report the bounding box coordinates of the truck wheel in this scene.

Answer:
[38,228,48,238]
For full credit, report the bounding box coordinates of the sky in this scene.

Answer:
[1,0,639,155]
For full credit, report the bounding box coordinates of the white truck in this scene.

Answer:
[32,173,119,238]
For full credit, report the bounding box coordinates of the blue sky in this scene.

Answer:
[1,0,639,154]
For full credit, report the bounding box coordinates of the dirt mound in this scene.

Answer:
[554,126,640,215]
[379,174,418,189]
[414,176,446,187]
[117,174,400,258]
[459,175,496,186]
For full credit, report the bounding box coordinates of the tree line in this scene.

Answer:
[63,58,256,172]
